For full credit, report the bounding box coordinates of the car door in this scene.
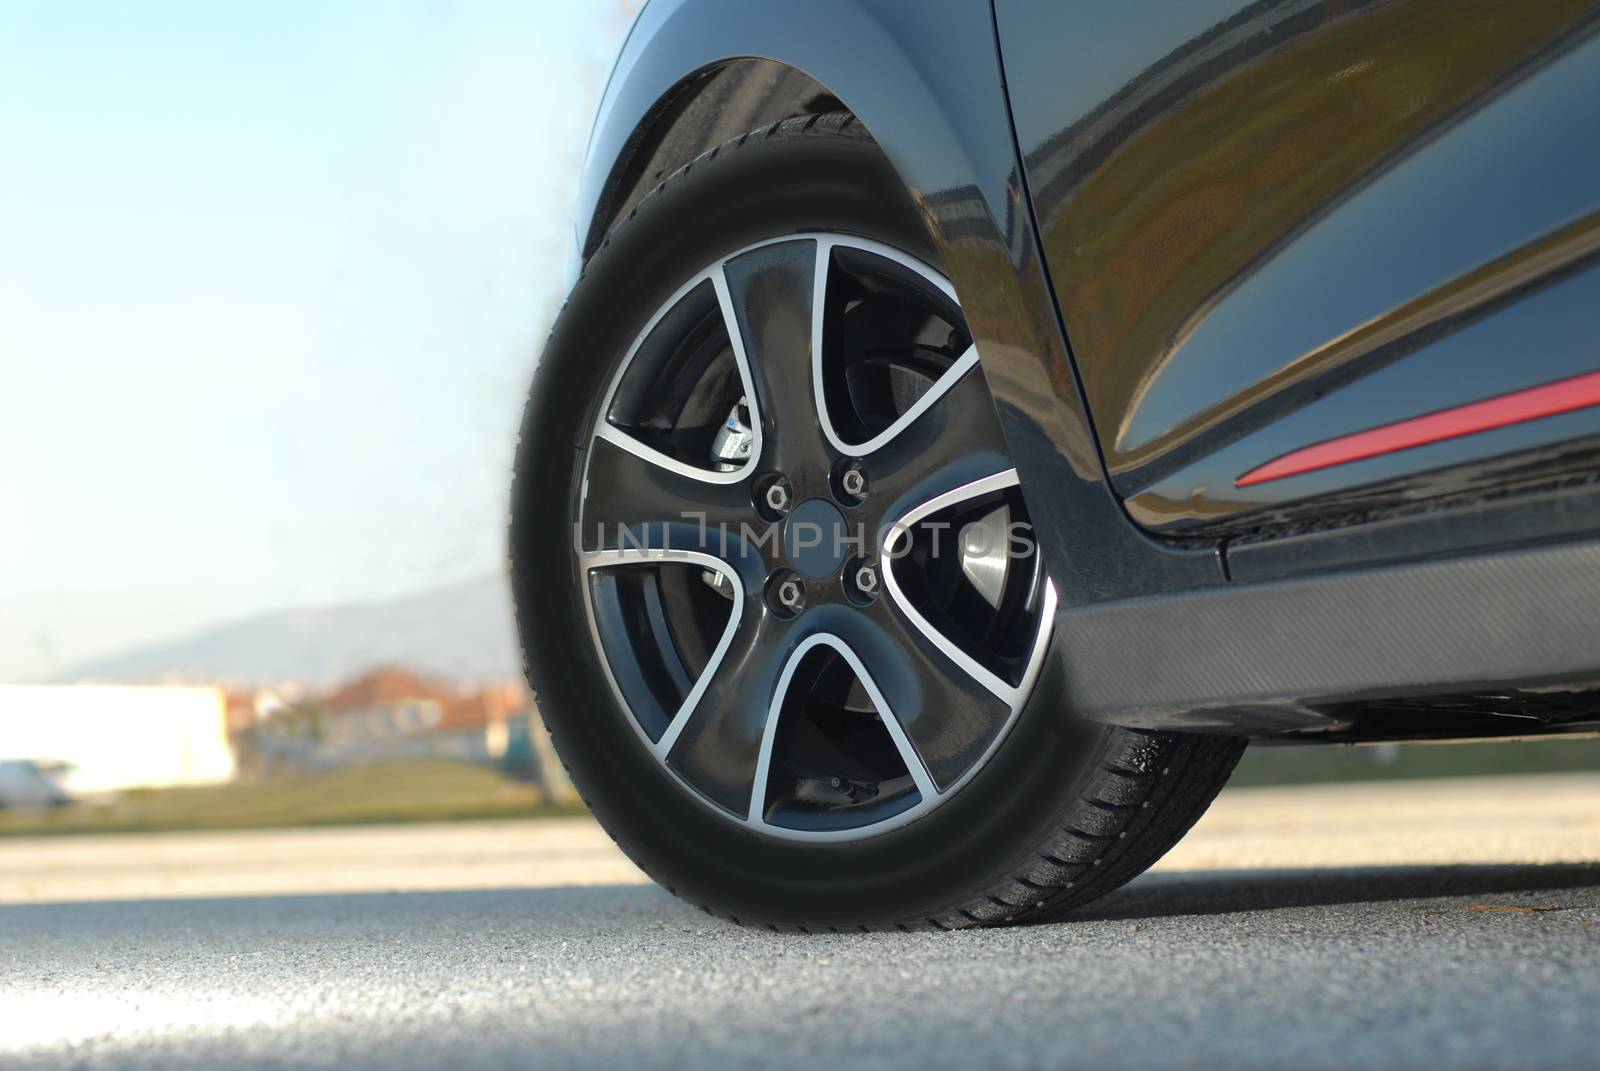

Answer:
[994,0,1600,539]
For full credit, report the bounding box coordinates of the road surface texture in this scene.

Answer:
[3,774,1597,1070]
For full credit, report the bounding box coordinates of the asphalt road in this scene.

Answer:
[3,775,1598,1070]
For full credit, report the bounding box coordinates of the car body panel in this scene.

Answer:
[995,0,1600,533]
[1127,259,1600,531]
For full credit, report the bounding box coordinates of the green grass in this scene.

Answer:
[0,760,588,838]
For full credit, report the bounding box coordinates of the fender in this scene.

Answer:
[577,0,1224,607]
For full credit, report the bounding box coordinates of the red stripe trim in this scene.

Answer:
[1236,369,1600,488]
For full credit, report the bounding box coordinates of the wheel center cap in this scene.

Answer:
[784,498,850,580]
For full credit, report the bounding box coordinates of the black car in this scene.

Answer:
[510,0,1600,930]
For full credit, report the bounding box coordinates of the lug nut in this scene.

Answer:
[763,477,791,516]
[776,578,805,613]
[854,562,878,595]
[843,557,879,605]
[839,462,868,501]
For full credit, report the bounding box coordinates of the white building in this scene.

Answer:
[0,685,236,792]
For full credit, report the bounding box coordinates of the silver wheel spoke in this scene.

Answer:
[879,469,1053,709]
[748,634,939,825]
[811,235,979,457]
[719,240,833,474]
[661,609,793,818]
[711,263,769,454]
[580,431,759,557]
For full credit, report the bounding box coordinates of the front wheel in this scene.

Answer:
[511,113,1243,930]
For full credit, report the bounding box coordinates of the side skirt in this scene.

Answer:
[1058,535,1600,735]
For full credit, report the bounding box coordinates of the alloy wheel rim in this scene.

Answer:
[576,233,1055,842]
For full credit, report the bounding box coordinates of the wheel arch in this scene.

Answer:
[579,58,846,261]
[576,0,1015,268]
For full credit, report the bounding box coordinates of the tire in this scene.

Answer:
[510,112,1244,931]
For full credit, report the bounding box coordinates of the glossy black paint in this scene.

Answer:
[997,0,1600,531]
[577,0,1222,607]
[1128,261,1600,534]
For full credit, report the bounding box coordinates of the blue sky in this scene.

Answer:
[0,1,633,680]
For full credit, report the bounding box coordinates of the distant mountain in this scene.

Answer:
[61,574,524,688]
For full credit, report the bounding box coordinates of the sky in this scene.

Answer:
[0,1,635,681]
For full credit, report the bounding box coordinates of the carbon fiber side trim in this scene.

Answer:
[1058,536,1600,732]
